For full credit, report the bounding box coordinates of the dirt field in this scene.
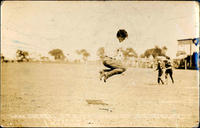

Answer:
[1,63,199,127]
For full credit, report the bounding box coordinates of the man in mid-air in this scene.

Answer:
[99,29,128,82]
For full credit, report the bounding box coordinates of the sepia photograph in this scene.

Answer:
[1,1,199,127]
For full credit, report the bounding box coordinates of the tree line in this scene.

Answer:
[1,45,168,63]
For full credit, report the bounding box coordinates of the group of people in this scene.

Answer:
[99,29,174,84]
[99,55,175,84]
[155,57,174,85]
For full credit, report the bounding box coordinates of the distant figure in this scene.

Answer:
[99,29,128,82]
[155,60,164,85]
[164,57,174,84]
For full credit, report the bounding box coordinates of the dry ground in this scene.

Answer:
[1,63,199,127]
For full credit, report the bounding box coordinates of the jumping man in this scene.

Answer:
[99,29,128,82]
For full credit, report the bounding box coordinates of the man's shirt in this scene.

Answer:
[104,40,127,61]
[165,60,172,69]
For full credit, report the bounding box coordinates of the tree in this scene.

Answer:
[40,56,49,62]
[16,50,29,62]
[97,47,105,60]
[122,48,138,60]
[76,49,90,62]
[48,49,65,60]
[140,54,145,58]
[142,46,167,58]
[161,46,167,56]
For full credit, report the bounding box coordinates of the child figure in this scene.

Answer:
[156,60,164,85]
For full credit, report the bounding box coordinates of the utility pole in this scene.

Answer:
[190,42,192,68]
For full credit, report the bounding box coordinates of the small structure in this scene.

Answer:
[177,38,199,69]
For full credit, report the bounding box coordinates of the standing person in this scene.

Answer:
[99,29,128,83]
[155,60,164,85]
[164,57,174,84]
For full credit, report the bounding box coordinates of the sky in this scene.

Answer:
[1,1,199,60]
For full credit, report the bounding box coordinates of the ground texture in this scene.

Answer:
[1,63,199,127]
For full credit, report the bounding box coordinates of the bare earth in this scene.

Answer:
[1,63,199,127]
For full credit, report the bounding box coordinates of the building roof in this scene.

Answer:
[177,38,193,41]
[178,38,199,41]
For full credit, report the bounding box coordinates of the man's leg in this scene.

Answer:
[104,68,126,82]
[165,71,168,85]
[99,68,113,80]
[102,58,126,82]
[99,59,115,80]
[158,73,161,84]
[158,77,164,85]
[159,72,164,85]
[158,77,160,84]
[169,70,174,84]
[160,77,164,84]
[99,71,104,80]
[103,68,113,72]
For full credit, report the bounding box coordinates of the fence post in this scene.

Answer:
[185,59,187,70]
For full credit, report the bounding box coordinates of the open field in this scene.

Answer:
[1,63,199,127]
